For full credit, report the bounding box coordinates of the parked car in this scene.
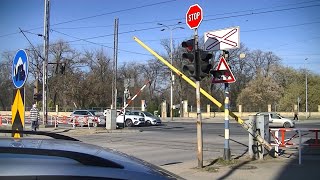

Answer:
[0,130,183,180]
[256,112,295,128]
[116,111,145,127]
[130,110,162,126]
[70,110,105,127]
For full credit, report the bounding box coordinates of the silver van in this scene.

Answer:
[256,112,295,128]
[130,110,162,126]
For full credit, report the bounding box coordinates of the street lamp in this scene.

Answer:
[305,58,308,119]
[158,22,184,121]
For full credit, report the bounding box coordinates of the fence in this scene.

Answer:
[269,128,320,165]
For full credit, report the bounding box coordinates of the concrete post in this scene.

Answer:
[207,104,210,116]
[239,105,242,113]
[239,105,242,117]
[183,100,188,117]
[161,100,167,118]
[268,104,272,112]
[56,105,59,116]
[141,100,145,111]
[247,115,257,159]
[318,105,320,112]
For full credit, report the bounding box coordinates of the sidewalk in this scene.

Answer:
[162,150,320,180]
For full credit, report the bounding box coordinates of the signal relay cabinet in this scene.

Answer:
[246,115,269,160]
[105,109,117,130]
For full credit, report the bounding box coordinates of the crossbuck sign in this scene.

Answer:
[204,26,240,51]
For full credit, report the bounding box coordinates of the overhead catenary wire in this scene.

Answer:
[51,29,153,56]
[53,0,320,30]
[1,0,319,38]
[19,28,44,61]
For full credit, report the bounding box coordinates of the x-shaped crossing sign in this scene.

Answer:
[204,26,240,51]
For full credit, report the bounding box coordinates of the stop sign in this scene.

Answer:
[186,4,203,29]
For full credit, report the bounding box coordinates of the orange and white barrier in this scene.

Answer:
[0,115,12,126]
[49,115,93,129]
[270,128,320,165]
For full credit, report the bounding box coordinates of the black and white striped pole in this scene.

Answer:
[223,50,231,161]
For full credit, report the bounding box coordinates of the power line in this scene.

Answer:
[52,0,177,26]
[51,29,153,56]
[0,0,176,38]
[204,4,320,22]
[52,19,320,47]
[53,0,320,30]
[1,0,319,38]
[19,28,44,60]
[51,25,162,44]
[243,21,320,32]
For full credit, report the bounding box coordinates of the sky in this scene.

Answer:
[1,0,320,74]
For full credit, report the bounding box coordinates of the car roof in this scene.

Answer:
[0,130,182,179]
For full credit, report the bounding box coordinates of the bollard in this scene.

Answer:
[54,116,57,129]
[73,116,77,129]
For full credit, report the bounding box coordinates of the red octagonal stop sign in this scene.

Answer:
[186,4,203,29]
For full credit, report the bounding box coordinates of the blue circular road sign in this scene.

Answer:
[12,49,28,89]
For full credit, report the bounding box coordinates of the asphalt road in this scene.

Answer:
[69,120,320,167]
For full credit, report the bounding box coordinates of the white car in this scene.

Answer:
[130,110,162,126]
[70,110,104,127]
[256,112,295,128]
[116,111,145,127]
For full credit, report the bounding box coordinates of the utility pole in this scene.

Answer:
[42,0,50,125]
[305,58,308,119]
[112,18,119,109]
[158,22,184,121]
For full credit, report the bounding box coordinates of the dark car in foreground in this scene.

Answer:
[0,130,183,180]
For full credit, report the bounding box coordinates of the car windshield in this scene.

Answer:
[89,110,96,115]
[144,112,154,117]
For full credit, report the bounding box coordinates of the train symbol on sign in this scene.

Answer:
[14,58,26,82]
[12,49,28,89]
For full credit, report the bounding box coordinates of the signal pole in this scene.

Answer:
[194,28,203,168]
[223,50,231,161]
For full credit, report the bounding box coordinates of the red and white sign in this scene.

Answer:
[204,26,240,51]
[212,57,236,83]
[186,4,203,29]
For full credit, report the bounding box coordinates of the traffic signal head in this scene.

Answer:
[181,39,194,52]
[117,97,123,105]
[33,93,43,102]
[181,39,196,79]
[199,50,213,79]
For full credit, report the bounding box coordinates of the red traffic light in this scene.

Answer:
[181,39,194,52]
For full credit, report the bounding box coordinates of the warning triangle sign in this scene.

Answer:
[212,57,236,83]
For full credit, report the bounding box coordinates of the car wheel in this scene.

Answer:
[146,120,151,126]
[125,119,133,127]
[283,122,291,128]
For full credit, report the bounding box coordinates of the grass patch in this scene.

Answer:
[208,157,240,166]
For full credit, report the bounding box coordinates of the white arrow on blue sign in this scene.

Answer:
[12,49,28,89]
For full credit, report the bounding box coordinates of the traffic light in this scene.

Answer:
[181,39,196,79]
[199,50,213,79]
[33,93,42,102]
[117,97,123,105]
[33,93,38,101]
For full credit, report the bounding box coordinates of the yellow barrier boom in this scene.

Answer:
[133,36,274,152]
